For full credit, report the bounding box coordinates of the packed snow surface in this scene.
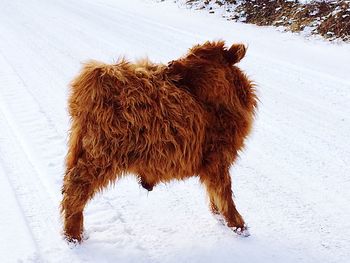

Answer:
[0,0,349,262]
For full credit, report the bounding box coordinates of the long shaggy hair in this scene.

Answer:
[61,41,257,242]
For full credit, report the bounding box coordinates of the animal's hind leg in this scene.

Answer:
[200,163,247,235]
[61,156,115,242]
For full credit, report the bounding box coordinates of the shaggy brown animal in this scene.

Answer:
[61,41,257,242]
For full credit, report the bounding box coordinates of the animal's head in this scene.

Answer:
[167,41,257,114]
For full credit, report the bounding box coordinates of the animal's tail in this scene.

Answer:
[66,60,124,168]
[69,60,127,110]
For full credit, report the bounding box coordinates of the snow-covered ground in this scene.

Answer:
[0,0,349,262]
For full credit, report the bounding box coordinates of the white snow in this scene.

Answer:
[0,0,349,262]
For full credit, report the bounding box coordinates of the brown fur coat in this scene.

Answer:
[61,41,257,242]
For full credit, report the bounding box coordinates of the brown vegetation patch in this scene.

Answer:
[182,0,350,41]
[240,0,349,41]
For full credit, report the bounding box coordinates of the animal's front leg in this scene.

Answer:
[200,163,249,236]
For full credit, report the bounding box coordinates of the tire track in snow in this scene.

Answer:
[0,107,75,263]
[0,153,38,262]
[0,51,66,204]
[0,53,85,262]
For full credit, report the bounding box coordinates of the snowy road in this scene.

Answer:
[0,0,349,262]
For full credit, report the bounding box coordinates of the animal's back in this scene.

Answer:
[69,60,206,181]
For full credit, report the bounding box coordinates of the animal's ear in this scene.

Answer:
[224,44,247,64]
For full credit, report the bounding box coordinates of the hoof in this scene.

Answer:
[65,237,81,247]
[64,232,83,244]
[232,225,250,237]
